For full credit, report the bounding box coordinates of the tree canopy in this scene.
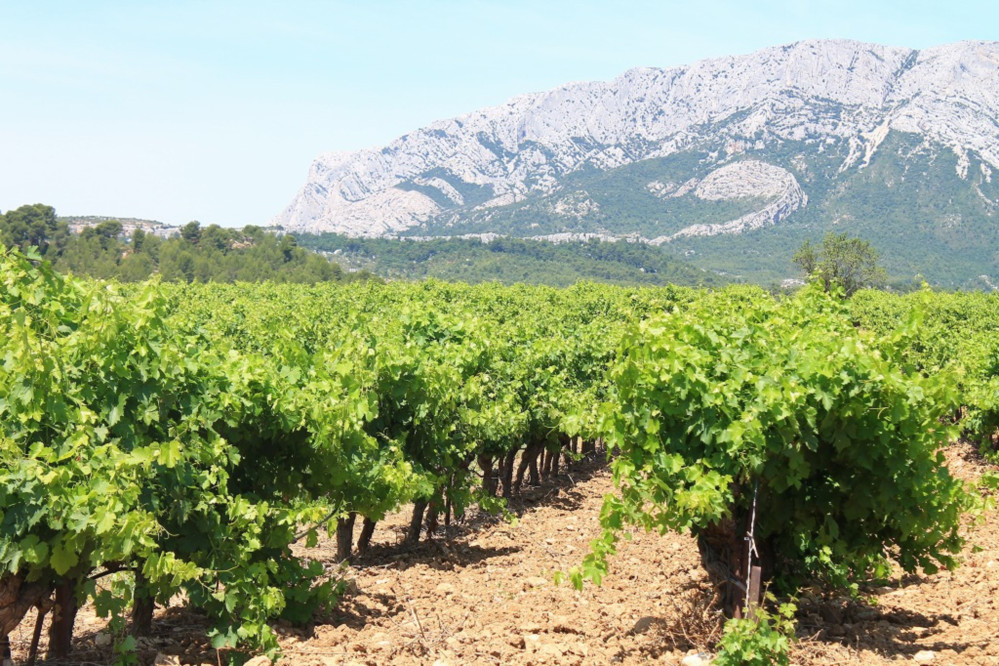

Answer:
[793,232,886,296]
[0,204,69,257]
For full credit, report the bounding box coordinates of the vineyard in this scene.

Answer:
[2,244,998,664]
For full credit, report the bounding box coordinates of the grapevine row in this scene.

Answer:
[1,244,994,663]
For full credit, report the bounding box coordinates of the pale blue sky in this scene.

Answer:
[1,1,995,226]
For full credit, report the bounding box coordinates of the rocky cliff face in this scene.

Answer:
[648,161,808,242]
[273,39,999,240]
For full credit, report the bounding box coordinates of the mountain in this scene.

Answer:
[274,40,999,286]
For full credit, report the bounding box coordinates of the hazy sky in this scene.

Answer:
[1,1,995,227]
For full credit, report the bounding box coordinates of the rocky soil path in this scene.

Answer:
[8,445,999,665]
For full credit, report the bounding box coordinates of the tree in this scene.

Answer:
[279,234,298,262]
[119,252,156,281]
[0,204,69,256]
[793,233,886,296]
[88,220,123,250]
[201,224,232,252]
[181,221,202,244]
[131,228,147,252]
[792,239,817,276]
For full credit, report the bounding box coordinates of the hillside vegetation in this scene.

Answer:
[297,234,726,287]
[0,204,368,284]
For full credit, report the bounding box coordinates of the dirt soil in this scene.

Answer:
[8,444,999,665]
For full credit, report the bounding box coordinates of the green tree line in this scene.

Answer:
[0,204,370,284]
[297,232,726,287]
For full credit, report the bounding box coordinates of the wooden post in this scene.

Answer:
[746,565,763,622]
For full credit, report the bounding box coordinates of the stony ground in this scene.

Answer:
[8,444,999,665]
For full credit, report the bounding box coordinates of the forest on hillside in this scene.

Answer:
[0,204,370,284]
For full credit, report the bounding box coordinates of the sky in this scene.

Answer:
[1,1,996,227]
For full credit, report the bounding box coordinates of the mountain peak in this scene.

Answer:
[273,40,999,242]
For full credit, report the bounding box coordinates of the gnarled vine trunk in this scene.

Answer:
[356,517,377,556]
[46,578,79,660]
[477,453,496,497]
[405,500,428,545]
[131,571,154,637]
[697,518,748,619]
[500,450,517,498]
[424,498,440,536]
[514,439,545,494]
[0,575,51,644]
[336,513,357,563]
[696,504,770,619]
